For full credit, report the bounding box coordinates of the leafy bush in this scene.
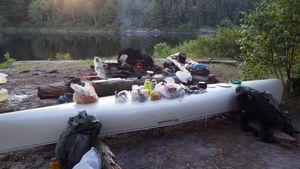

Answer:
[238,0,300,85]
[218,18,234,28]
[55,52,72,60]
[0,52,16,69]
[213,27,241,58]
[153,27,240,59]
[292,50,300,77]
[153,42,173,57]
[176,23,194,32]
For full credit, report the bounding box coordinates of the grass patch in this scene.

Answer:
[209,63,240,80]
[0,53,16,69]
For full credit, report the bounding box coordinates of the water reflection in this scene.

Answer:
[0,33,196,60]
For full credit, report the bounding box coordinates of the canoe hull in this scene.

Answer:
[0,79,282,153]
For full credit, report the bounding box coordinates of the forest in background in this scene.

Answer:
[0,0,255,31]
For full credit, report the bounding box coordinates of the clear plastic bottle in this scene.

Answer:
[0,88,8,102]
[131,89,138,102]
[151,79,157,91]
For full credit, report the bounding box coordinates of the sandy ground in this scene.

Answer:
[0,61,299,169]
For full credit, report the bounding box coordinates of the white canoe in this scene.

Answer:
[0,79,282,153]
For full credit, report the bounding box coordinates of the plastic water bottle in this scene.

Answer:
[151,79,157,91]
[131,89,138,102]
[144,79,151,96]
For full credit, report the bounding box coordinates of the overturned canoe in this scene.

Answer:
[0,79,282,153]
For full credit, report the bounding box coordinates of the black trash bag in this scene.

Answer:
[236,85,298,142]
[55,110,101,169]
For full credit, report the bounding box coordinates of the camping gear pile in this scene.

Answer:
[1,49,299,168]
[236,85,298,145]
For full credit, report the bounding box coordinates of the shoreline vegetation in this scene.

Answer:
[0,27,207,36]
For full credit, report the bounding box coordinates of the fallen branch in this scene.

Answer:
[94,138,122,169]
[37,82,72,99]
[248,121,298,147]
[198,59,237,65]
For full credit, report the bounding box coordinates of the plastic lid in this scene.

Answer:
[229,80,242,84]
[0,73,8,84]
[0,88,8,102]
[0,78,7,84]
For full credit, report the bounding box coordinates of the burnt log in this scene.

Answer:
[37,82,72,99]
[92,78,144,97]
[37,78,144,99]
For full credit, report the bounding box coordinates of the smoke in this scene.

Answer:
[116,0,149,31]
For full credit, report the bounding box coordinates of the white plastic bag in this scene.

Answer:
[72,147,102,169]
[154,77,185,99]
[71,82,99,104]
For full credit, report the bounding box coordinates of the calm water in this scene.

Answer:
[0,33,197,60]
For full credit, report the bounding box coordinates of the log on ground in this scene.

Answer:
[38,78,144,99]
[94,138,122,169]
[248,121,298,147]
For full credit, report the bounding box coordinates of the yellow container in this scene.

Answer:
[0,88,8,102]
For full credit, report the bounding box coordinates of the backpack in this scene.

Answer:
[236,85,298,142]
[55,111,101,169]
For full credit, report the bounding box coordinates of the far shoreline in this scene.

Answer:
[0,27,212,36]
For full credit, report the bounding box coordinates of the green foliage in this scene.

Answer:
[0,16,7,28]
[292,50,300,77]
[0,0,255,30]
[239,0,300,84]
[55,52,72,60]
[213,27,241,58]
[0,52,16,69]
[218,18,234,28]
[153,27,240,59]
[176,23,194,32]
[0,0,28,25]
[153,42,173,57]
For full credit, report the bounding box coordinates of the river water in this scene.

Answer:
[0,32,197,60]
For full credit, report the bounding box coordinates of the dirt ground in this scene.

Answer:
[0,61,299,169]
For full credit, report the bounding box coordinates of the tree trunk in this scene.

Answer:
[72,9,76,23]
[94,15,97,27]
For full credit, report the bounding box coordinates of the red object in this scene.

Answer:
[135,62,144,70]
